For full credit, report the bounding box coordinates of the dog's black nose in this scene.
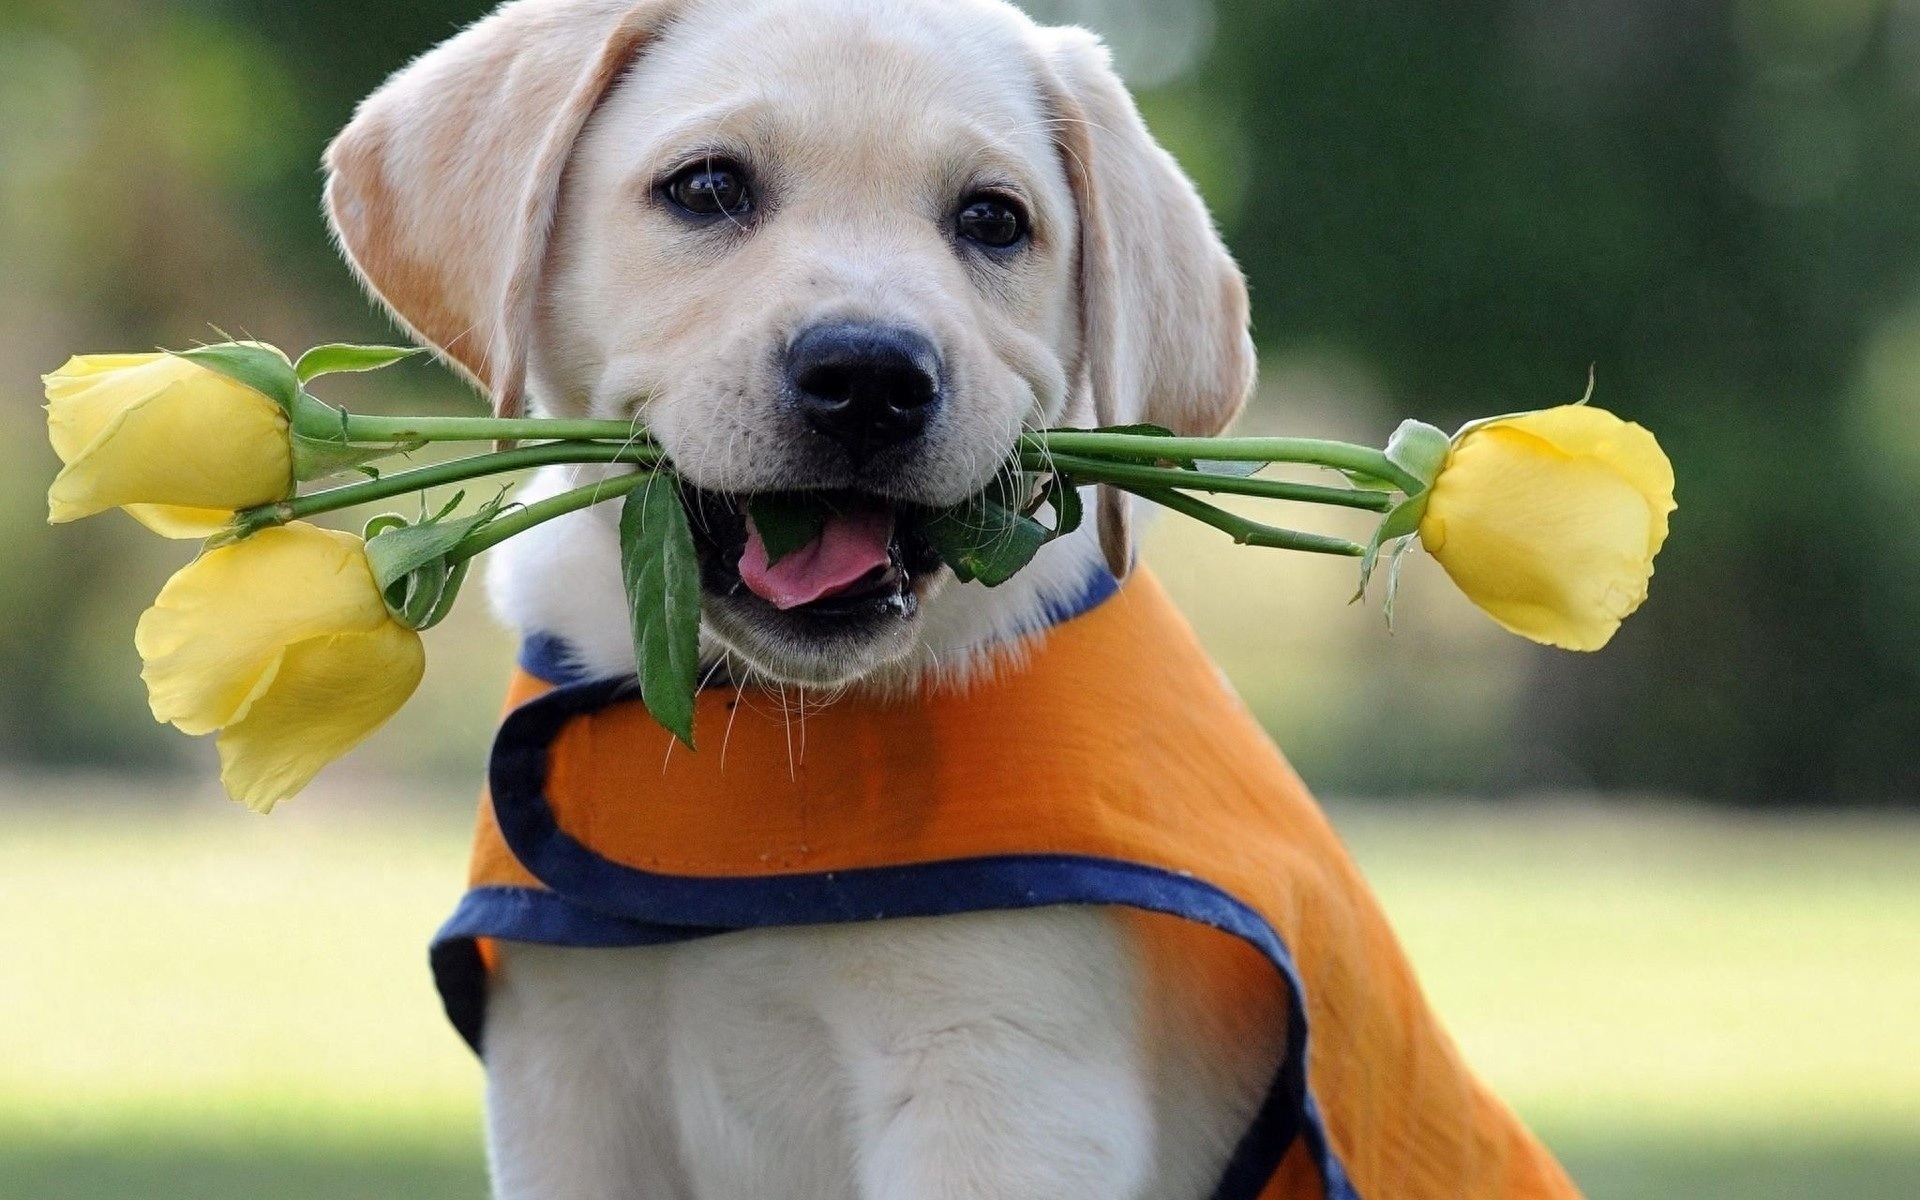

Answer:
[788,323,941,458]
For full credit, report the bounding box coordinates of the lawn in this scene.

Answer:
[2,778,1915,1199]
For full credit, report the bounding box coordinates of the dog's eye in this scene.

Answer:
[956,194,1029,250]
[664,160,753,220]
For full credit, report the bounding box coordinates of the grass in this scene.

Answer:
[2,1141,486,1200]
[1333,801,1920,1199]
[1,779,1915,1199]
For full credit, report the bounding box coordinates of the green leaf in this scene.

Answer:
[1384,419,1451,491]
[291,432,424,482]
[417,557,475,631]
[363,513,410,541]
[1353,493,1429,603]
[294,343,425,384]
[286,393,424,480]
[1339,468,1404,491]
[990,470,1043,516]
[1382,536,1415,632]
[1045,472,1084,537]
[745,494,829,567]
[177,342,300,413]
[366,518,469,596]
[364,492,505,630]
[921,496,1051,587]
[620,476,702,747]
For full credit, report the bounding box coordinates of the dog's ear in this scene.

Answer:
[324,0,679,419]
[1036,29,1257,578]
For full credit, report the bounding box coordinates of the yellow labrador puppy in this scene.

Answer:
[325,2,1551,1199]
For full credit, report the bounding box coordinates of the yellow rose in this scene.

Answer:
[135,523,426,811]
[1418,405,1676,651]
[45,351,295,539]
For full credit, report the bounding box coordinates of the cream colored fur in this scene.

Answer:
[327,0,1274,1195]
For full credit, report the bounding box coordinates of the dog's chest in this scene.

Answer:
[483,904,1275,1199]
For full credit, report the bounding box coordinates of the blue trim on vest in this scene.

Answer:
[516,565,1124,688]
[436,885,716,950]
[517,632,588,689]
[1032,562,1121,632]
[431,672,1361,1200]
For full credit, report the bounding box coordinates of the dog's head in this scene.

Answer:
[325,0,1252,686]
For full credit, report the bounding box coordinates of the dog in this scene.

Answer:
[324,1,1580,1197]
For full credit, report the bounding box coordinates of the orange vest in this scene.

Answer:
[434,570,1580,1200]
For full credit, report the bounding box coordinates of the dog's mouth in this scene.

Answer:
[683,486,945,627]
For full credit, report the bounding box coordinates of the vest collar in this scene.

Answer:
[517,563,1121,688]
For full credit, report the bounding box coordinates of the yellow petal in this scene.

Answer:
[216,622,425,812]
[44,354,199,462]
[43,353,181,403]
[1492,405,1677,552]
[1420,414,1673,651]
[45,353,171,381]
[123,505,239,540]
[136,524,394,735]
[45,354,292,525]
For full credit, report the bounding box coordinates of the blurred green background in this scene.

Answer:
[1,0,1916,1197]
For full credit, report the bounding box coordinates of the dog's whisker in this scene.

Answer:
[796,683,809,767]
[720,669,747,770]
[779,682,798,783]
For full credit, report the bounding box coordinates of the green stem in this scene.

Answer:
[303,406,646,445]
[247,441,662,525]
[1029,451,1394,513]
[1129,486,1366,557]
[1026,431,1425,495]
[448,472,651,562]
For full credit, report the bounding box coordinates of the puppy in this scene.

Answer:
[326,2,1580,1197]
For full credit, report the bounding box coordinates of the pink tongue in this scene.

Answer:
[740,508,895,611]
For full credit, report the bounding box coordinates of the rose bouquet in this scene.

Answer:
[45,340,1675,811]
